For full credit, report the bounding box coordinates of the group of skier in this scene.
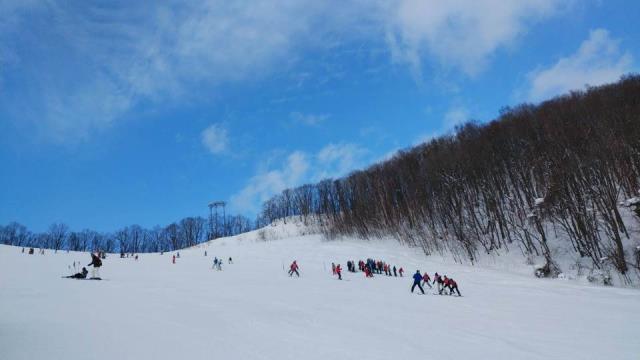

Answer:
[212,257,233,270]
[295,259,462,296]
[411,271,461,296]
[357,259,404,278]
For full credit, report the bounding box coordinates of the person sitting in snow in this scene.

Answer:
[87,252,102,279]
[289,261,300,277]
[66,267,89,279]
[411,270,425,294]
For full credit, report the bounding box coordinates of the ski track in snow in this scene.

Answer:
[1,231,638,360]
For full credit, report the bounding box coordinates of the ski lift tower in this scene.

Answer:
[208,201,226,240]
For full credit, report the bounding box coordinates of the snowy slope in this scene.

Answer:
[1,222,638,360]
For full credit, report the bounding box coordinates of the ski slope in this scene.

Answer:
[1,223,638,360]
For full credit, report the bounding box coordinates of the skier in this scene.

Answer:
[87,252,102,279]
[21,247,24,253]
[393,266,397,277]
[213,257,218,269]
[29,248,34,255]
[398,267,404,277]
[433,272,444,294]
[172,255,176,264]
[204,251,207,257]
[332,262,336,275]
[65,267,89,279]
[176,252,180,259]
[411,270,425,294]
[422,272,432,288]
[336,264,342,280]
[364,264,373,278]
[289,261,300,277]
[228,257,233,264]
[448,278,462,296]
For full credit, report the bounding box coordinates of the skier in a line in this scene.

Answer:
[172,255,176,264]
[411,270,425,294]
[433,272,444,294]
[422,272,432,288]
[393,266,397,277]
[336,264,342,280]
[87,252,102,279]
[398,267,404,277]
[447,277,462,296]
[289,261,300,277]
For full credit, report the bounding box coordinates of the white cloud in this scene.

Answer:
[443,107,470,129]
[201,124,229,155]
[526,29,634,101]
[229,143,368,214]
[384,0,563,76]
[290,111,329,126]
[1,0,569,142]
[229,151,309,214]
[315,143,368,181]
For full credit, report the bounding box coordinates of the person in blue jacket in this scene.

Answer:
[411,270,425,294]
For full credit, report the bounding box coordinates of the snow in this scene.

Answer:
[1,223,639,360]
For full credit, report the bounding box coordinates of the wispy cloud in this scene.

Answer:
[201,124,229,155]
[526,29,634,101]
[0,1,569,143]
[290,111,329,126]
[384,0,564,77]
[229,143,368,214]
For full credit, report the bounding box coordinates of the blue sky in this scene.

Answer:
[0,0,638,232]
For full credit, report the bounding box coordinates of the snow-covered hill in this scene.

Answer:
[1,222,638,360]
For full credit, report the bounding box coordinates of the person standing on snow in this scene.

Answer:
[433,273,444,294]
[422,272,432,289]
[336,264,342,280]
[172,255,176,264]
[398,267,404,277]
[87,252,102,279]
[411,270,425,294]
[447,278,461,296]
[289,261,300,277]
[332,262,336,275]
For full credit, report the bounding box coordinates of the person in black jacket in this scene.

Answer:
[87,252,102,279]
[66,267,89,279]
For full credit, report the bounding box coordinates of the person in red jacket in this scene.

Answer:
[442,276,451,295]
[398,267,404,277]
[172,255,176,264]
[289,261,300,277]
[448,278,462,296]
[336,264,342,280]
[422,272,432,288]
[364,265,373,278]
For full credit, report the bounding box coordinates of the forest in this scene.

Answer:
[0,214,253,254]
[257,76,640,280]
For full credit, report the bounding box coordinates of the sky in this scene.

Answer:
[0,0,638,232]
